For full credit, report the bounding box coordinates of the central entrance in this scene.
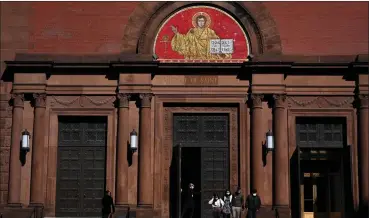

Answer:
[170,114,230,218]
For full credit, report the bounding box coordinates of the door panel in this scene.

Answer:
[56,147,83,217]
[173,114,229,218]
[201,147,229,218]
[56,117,107,217]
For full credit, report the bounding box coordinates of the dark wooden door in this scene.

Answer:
[56,117,107,217]
[173,114,229,218]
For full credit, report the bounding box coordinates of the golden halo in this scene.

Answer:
[192,12,211,28]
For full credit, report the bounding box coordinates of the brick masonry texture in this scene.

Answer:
[0,1,368,206]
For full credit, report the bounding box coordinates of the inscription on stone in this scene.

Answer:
[184,76,218,86]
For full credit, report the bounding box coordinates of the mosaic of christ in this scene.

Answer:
[154,6,250,62]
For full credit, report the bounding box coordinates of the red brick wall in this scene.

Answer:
[0,1,368,206]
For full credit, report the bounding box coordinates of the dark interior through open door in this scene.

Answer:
[171,114,229,218]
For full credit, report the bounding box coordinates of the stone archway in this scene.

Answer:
[121,1,282,56]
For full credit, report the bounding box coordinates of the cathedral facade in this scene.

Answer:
[0,2,368,218]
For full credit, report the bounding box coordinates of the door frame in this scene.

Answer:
[45,108,116,217]
[287,109,358,212]
[162,106,239,218]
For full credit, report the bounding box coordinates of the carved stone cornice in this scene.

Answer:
[358,94,369,109]
[33,93,47,108]
[117,93,131,108]
[286,96,354,109]
[11,93,24,108]
[139,94,153,108]
[273,94,287,109]
[250,94,264,109]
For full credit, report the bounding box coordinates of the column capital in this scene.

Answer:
[358,94,369,109]
[32,93,47,108]
[273,94,287,109]
[139,93,153,108]
[11,93,24,108]
[117,93,131,108]
[250,94,264,108]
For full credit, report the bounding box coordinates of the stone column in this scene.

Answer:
[7,93,24,207]
[358,94,369,212]
[137,94,153,207]
[115,93,130,207]
[29,93,47,207]
[272,95,290,216]
[250,94,264,193]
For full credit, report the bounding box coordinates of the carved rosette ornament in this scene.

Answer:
[33,93,47,108]
[273,94,287,109]
[11,93,24,108]
[117,93,131,108]
[140,94,153,108]
[250,94,264,109]
[358,95,369,109]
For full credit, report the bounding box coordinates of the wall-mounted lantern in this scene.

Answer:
[266,130,274,152]
[130,129,138,153]
[21,129,31,152]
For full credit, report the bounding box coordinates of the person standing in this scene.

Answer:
[181,183,198,218]
[222,190,232,218]
[232,187,244,218]
[208,193,224,218]
[246,189,261,218]
[101,190,115,218]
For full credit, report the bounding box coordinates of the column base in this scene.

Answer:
[28,203,44,218]
[273,206,291,218]
[135,206,153,218]
[6,203,22,208]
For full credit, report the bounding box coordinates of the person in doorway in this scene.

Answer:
[232,187,244,218]
[222,190,232,218]
[101,190,115,218]
[181,183,198,218]
[208,193,224,218]
[245,189,261,218]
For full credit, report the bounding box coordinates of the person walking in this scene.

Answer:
[181,183,199,218]
[101,190,115,218]
[208,193,224,218]
[245,189,261,218]
[222,190,232,218]
[232,187,244,218]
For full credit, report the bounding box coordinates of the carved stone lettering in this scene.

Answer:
[185,76,218,86]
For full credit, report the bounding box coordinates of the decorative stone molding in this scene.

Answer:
[273,94,287,109]
[33,93,47,108]
[11,93,24,108]
[358,95,369,109]
[117,93,131,108]
[250,94,264,108]
[162,107,238,218]
[49,95,116,108]
[139,94,153,108]
[286,96,355,109]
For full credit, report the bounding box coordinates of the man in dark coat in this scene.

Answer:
[246,189,261,218]
[102,190,115,218]
[181,183,199,218]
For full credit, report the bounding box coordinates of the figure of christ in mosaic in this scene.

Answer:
[170,12,232,60]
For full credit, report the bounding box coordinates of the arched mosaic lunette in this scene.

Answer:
[121,1,282,56]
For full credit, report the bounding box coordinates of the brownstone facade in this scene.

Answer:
[0,2,368,218]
